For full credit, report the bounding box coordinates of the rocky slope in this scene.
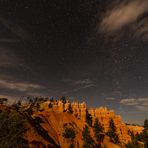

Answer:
[0,99,144,148]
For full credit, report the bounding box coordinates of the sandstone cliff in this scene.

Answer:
[39,100,132,144]
[0,99,144,148]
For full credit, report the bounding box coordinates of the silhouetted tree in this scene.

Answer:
[48,102,53,108]
[60,96,66,104]
[0,110,28,148]
[67,104,73,114]
[143,119,148,148]
[144,119,148,131]
[86,110,93,127]
[0,98,8,105]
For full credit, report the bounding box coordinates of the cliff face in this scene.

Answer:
[39,100,131,144]
[88,107,131,143]
[1,100,143,148]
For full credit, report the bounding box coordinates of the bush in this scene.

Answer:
[48,102,53,108]
[0,110,28,148]
[0,98,8,104]
[62,127,76,140]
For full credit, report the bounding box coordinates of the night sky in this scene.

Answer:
[0,0,148,124]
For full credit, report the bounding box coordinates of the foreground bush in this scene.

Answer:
[0,110,28,148]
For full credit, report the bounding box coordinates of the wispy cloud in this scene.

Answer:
[99,0,148,40]
[0,79,44,92]
[0,16,30,40]
[61,78,96,92]
[134,18,148,40]
[100,0,148,32]
[105,97,116,101]
[120,98,139,105]
[0,48,21,68]
[120,98,148,111]
[73,79,94,85]
[73,79,95,91]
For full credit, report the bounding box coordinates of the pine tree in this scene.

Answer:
[107,118,119,144]
[0,98,8,104]
[86,110,93,127]
[143,119,148,148]
[93,118,104,147]
[82,125,94,148]
[144,119,148,131]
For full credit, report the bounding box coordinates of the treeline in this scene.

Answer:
[125,119,148,148]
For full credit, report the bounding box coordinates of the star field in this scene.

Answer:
[0,0,148,124]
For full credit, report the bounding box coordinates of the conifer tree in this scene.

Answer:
[86,110,93,127]
[143,119,148,148]
[144,119,148,131]
[82,125,94,148]
[93,118,104,147]
[107,118,119,144]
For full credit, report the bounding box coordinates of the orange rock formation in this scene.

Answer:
[39,100,131,144]
[1,99,143,148]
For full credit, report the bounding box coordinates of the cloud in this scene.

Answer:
[0,16,30,40]
[99,0,148,40]
[105,97,116,101]
[62,78,95,92]
[0,48,21,68]
[73,79,94,85]
[0,47,29,70]
[120,98,148,111]
[134,18,148,40]
[0,79,44,92]
[100,0,148,32]
[81,83,95,88]
[120,98,139,105]
[72,78,96,90]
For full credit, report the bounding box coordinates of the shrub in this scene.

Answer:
[62,127,76,140]
[48,102,53,108]
[0,98,8,104]
[0,110,28,148]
